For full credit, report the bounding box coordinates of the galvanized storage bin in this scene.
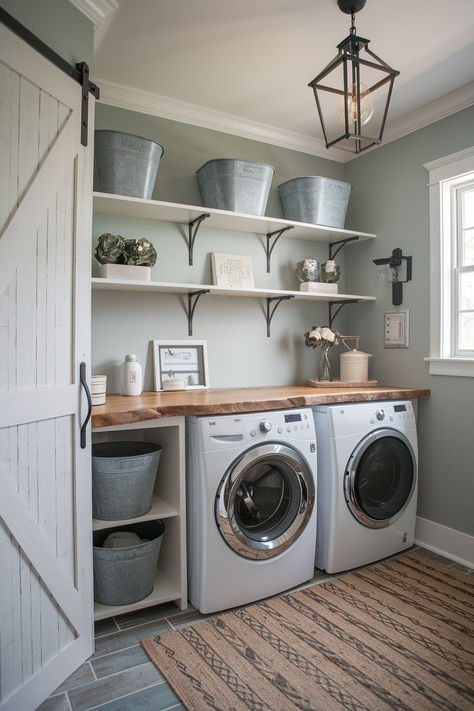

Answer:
[278,176,351,228]
[93,520,165,606]
[92,441,162,521]
[197,158,274,216]
[94,130,163,199]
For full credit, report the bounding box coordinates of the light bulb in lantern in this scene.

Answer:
[337,82,374,129]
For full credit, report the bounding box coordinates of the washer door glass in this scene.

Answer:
[345,429,416,529]
[216,443,315,560]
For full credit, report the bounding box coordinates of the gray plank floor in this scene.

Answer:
[39,547,472,711]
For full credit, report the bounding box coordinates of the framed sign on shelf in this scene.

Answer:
[152,340,209,391]
[211,252,254,289]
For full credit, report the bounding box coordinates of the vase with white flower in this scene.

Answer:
[304,326,340,381]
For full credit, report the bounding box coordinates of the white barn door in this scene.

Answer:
[0,23,94,711]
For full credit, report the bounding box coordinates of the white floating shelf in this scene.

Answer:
[93,192,375,244]
[91,277,375,303]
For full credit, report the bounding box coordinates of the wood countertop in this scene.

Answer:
[91,385,430,429]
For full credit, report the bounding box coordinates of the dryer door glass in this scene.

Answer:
[216,443,315,559]
[345,430,416,528]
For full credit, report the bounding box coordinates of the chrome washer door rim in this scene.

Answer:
[344,428,416,529]
[216,443,315,560]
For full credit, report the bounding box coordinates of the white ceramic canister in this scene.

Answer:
[121,354,143,396]
[340,349,372,382]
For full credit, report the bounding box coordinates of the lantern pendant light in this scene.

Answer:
[309,0,399,154]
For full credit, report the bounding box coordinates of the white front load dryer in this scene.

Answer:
[186,408,317,613]
[313,400,418,574]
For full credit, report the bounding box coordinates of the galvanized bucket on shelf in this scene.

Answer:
[197,158,274,216]
[92,441,162,521]
[94,130,164,199]
[278,176,352,228]
[93,520,165,606]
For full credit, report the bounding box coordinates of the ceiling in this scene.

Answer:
[81,0,474,161]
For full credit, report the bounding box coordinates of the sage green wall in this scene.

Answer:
[92,104,352,393]
[1,0,94,68]
[344,106,474,537]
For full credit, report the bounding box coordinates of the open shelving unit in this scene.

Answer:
[92,192,377,335]
[91,416,187,621]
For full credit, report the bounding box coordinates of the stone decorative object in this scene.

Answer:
[95,233,125,264]
[95,233,157,267]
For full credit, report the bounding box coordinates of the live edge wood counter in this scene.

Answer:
[91,385,430,429]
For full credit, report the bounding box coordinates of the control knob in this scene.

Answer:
[259,420,272,433]
[375,409,385,421]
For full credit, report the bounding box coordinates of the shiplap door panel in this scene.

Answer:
[0,23,93,711]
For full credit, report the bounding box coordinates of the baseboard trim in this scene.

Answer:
[415,516,474,568]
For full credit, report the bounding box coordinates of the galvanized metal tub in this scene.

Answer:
[197,158,274,215]
[94,130,164,199]
[278,176,352,227]
[93,520,165,606]
[92,441,162,521]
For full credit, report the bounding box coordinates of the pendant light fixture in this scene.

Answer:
[308,0,399,154]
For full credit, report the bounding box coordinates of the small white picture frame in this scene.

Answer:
[152,340,209,391]
[211,252,254,289]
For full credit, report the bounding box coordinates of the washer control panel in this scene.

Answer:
[250,410,313,439]
[324,400,416,436]
[198,408,315,448]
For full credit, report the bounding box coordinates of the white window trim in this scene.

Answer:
[424,146,474,377]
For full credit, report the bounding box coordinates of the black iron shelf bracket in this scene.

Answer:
[266,226,294,273]
[187,289,210,336]
[329,235,360,260]
[0,8,100,147]
[328,299,359,330]
[187,214,210,265]
[265,295,294,337]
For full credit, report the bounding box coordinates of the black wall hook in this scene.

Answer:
[373,248,412,305]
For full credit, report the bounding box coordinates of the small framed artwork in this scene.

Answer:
[211,252,254,289]
[152,340,209,391]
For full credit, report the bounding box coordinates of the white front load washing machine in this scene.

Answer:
[313,400,418,574]
[186,408,317,613]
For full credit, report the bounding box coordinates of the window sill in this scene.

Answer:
[424,357,474,377]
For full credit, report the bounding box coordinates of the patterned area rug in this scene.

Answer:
[142,552,474,710]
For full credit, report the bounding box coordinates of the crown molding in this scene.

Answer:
[385,81,474,143]
[68,0,118,25]
[96,79,347,163]
[95,77,474,164]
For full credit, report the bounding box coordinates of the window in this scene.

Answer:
[424,147,474,376]
[455,181,474,354]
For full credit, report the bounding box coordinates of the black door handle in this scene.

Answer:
[80,361,92,449]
